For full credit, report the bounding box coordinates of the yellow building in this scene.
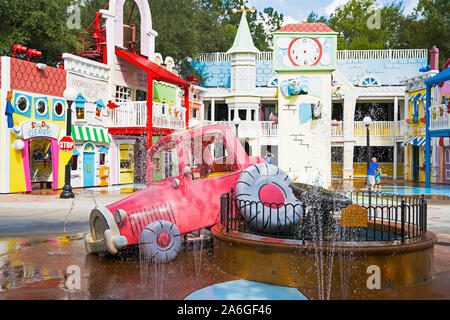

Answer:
[400,70,439,183]
[1,56,67,193]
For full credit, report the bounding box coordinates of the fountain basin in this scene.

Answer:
[211,224,437,291]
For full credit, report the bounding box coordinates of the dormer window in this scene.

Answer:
[74,93,87,120]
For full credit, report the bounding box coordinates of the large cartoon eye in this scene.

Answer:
[16,96,30,113]
[35,99,48,116]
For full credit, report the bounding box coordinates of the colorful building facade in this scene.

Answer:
[428,58,450,185]
[0,57,67,193]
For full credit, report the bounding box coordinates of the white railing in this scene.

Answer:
[430,105,450,131]
[336,49,428,60]
[110,101,186,130]
[202,120,279,138]
[194,49,427,62]
[260,121,279,137]
[110,101,147,127]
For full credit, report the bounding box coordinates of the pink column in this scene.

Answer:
[22,140,32,192]
[50,139,59,189]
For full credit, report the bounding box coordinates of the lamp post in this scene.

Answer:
[363,116,372,176]
[233,114,241,139]
[60,88,77,199]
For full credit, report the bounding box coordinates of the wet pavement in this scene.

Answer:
[0,230,449,300]
[0,180,449,300]
[0,184,146,236]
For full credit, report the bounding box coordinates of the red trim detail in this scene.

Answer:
[288,37,323,67]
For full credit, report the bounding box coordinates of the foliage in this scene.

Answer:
[307,0,449,68]
[403,0,449,68]
[0,0,80,65]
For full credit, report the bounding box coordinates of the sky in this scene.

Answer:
[247,0,419,25]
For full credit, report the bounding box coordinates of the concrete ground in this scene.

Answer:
[0,180,448,300]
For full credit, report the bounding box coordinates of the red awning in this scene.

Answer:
[115,47,190,88]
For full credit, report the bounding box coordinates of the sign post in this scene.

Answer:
[60,89,76,199]
[59,136,75,165]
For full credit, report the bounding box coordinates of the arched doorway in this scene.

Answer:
[83,143,96,187]
[22,137,59,191]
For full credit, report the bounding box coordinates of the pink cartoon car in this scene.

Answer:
[85,125,301,263]
[85,125,262,261]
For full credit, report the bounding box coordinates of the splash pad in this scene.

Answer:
[212,183,436,299]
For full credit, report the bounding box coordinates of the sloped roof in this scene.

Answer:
[227,13,260,54]
[278,23,335,33]
[115,47,190,87]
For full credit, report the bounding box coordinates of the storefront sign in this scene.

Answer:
[21,120,60,140]
[341,204,368,228]
[68,74,108,102]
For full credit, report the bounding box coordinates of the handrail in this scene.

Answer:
[193,49,428,62]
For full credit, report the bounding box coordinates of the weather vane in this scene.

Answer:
[232,2,256,16]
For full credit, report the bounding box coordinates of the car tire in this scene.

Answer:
[140,220,181,264]
[235,163,303,233]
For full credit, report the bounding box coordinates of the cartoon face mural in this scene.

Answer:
[281,76,309,98]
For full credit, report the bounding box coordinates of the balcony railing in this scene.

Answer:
[110,101,186,130]
[202,120,279,138]
[331,121,403,138]
[194,49,428,63]
[430,105,449,131]
[354,121,395,137]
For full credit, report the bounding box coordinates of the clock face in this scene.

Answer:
[288,37,323,67]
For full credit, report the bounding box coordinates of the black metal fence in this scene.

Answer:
[220,189,428,242]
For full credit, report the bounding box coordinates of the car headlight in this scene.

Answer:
[114,209,128,224]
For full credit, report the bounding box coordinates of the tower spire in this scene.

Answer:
[227,8,260,54]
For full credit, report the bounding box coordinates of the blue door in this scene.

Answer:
[83,152,95,187]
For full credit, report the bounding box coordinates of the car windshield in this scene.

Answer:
[151,140,179,183]
[182,132,238,180]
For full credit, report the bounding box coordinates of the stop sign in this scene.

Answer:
[59,136,75,152]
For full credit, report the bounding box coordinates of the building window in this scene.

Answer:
[359,75,380,87]
[115,86,132,103]
[74,93,86,120]
[192,108,199,119]
[99,153,106,166]
[76,107,85,119]
[71,155,78,171]
[16,96,30,113]
[54,101,64,117]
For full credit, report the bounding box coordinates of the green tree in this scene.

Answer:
[404,0,450,68]
[0,0,80,65]
[327,0,408,50]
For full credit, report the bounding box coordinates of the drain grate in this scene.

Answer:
[436,242,450,247]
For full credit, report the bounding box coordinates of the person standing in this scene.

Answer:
[264,152,274,165]
[373,167,387,193]
[366,157,379,192]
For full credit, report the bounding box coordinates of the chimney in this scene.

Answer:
[430,45,439,71]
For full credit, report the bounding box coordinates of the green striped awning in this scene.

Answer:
[71,125,112,143]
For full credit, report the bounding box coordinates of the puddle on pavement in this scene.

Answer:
[0,232,86,257]
[0,260,64,292]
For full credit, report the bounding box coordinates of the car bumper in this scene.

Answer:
[85,206,128,255]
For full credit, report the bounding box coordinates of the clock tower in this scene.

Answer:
[273,23,337,187]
